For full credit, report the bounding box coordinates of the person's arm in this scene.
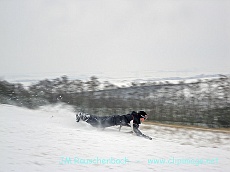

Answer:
[132,123,152,140]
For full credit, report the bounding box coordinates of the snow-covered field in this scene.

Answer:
[0,104,229,172]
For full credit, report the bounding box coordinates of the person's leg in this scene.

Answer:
[76,112,101,127]
[99,116,115,128]
[84,115,115,128]
[85,115,101,127]
[76,113,120,128]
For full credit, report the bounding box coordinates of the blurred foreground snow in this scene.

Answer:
[0,104,229,172]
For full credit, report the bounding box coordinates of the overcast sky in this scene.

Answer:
[0,0,229,78]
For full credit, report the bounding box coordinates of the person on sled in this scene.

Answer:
[76,111,152,140]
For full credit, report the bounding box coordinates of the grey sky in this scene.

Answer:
[0,0,229,78]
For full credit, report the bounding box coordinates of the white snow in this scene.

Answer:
[0,104,230,172]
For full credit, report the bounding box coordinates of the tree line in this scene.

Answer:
[0,75,229,128]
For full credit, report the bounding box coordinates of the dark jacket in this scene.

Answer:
[112,111,144,136]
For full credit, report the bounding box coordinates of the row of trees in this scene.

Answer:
[0,75,229,128]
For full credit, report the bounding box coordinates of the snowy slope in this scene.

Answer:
[0,104,229,172]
